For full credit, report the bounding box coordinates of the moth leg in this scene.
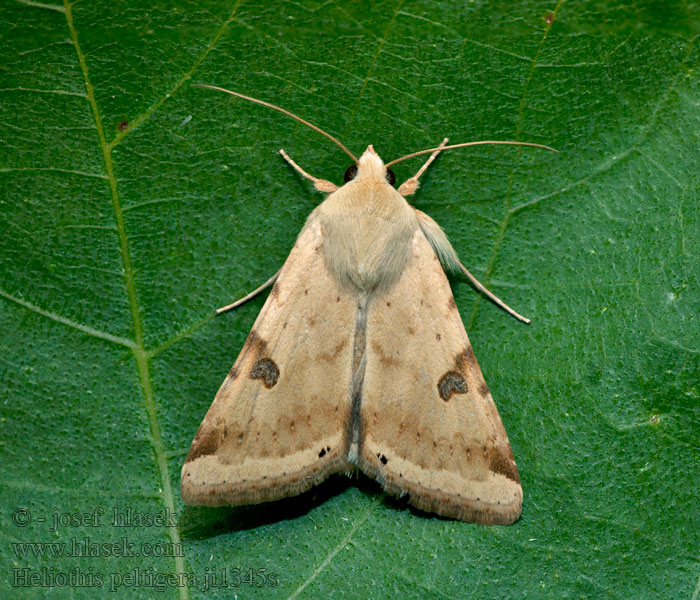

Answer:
[457,262,531,324]
[397,137,449,196]
[216,269,281,315]
[279,149,338,193]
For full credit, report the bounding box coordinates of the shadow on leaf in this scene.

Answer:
[179,474,352,539]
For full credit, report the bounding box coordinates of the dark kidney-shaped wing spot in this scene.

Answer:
[249,357,280,388]
[437,371,468,401]
[377,453,388,465]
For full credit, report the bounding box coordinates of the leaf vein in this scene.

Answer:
[286,495,383,600]
[341,0,406,140]
[110,1,244,147]
[64,3,189,598]
[510,33,699,217]
[467,0,564,329]
[0,289,135,348]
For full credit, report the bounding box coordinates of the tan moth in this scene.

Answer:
[181,85,556,524]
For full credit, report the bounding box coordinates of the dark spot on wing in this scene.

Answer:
[371,340,400,368]
[249,357,280,388]
[240,331,279,384]
[270,282,280,298]
[377,453,388,465]
[437,371,468,401]
[479,381,490,397]
[184,422,221,462]
[455,346,478,373]
[465,346,477,368]
[227,363,240,380]
[242,330,267,357]
[319,340,348,362]
[488,446,521,484]
[436,333,441,341]
[448,296,457,310]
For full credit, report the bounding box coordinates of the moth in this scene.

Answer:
[181,85,556,524]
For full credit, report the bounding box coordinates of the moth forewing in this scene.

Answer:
[358,229,522,525]
[180,221,357,506]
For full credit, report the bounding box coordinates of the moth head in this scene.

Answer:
[344,145,396,187]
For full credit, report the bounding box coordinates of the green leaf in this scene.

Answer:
[1,1,698,598]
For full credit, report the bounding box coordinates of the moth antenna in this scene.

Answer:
[216,270,280,315]
[385,140,558,167]
[279,149,338,192]
[197,84,358,164]
[457,262,531,324]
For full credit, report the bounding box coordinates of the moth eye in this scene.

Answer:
[385,168,396,186]
[344,165,358,182]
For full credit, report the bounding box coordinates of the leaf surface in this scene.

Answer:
[1,1,698,598]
